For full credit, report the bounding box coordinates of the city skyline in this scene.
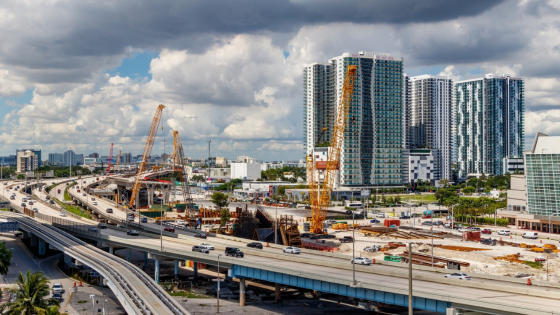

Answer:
[0,1,559,161]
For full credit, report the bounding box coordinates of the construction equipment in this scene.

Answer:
[307,65,357,234]
[116,149,121,170]
[129,104,165,209]
[107,143,114,173]
[172,130,194,223]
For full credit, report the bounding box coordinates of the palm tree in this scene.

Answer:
[44,305,62,315]
[0,271,58,315]
[0,242,13,276]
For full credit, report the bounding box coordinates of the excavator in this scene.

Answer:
[307,65,357,234]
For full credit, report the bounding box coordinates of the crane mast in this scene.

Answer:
[107,143,114,173]
[129,104,165,209]
[172,130,194,222]
[308,65,357,234]
[116,149,121,170]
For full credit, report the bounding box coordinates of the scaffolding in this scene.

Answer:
[279,215,302,247]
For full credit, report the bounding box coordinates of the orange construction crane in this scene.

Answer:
[307,65,357,234]
[172,130,194,221]
[129,104,165,209]
[116,149,121,170]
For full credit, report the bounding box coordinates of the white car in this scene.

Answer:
[444,273,471,280]
[283,246,301,254]
[32,208,38,212]
[92,202,97,205]
[199,243,214,250]
[497,230,511,236]
[458,228,470,232]
[60,212,67,217]
[351,257,372,265]
[176,220,186,225]
[52,283,64,294]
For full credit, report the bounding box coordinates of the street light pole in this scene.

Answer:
[217,254,222,313]
[275,200,278,244]
[161,184,164,250]
[352,211,356,286]
[408,242,413,315]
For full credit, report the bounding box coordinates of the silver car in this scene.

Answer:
[444,273,471,280]
[283,246,301,254]
[351,257,372,265]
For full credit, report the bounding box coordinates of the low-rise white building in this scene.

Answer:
[16,150,38,173]
[231,161,261,180]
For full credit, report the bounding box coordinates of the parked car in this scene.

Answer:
[164,227,175,232]
[351,257,373,265]
[481,229,492,234]
[127,230,139,236]
[497,230,511,236]
[444,273,471,280]
[192,245,210,254]
[225,247,244,257]
[376,213,385,218]
[98,223,108,229]
[522,232,538,239]
[480,238,496,246]
[82,193,86,196]
[370,219,381,224]
[339,236,354,243]
[422,221,432,226]
[247,242,263,249]
[399,215,411,219]
[106,208,113,213]
[283,246,301,254]
[52,293,63,301]
[194,233,207,239]
[458,228,470,232]
[52,283,64,294]
[199,243,214,250]
[345,210,353,215]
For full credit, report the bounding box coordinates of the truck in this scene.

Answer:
[339,236,354,243]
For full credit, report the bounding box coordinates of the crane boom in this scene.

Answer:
[172,130,194,221]
[129,104,165,209]
[107,143,114,173]
[308,65,357,234]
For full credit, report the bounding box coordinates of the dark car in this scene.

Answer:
[127,230,139,236]
[98,223,108,229]
[345,210,353,214]
[194,233,207,239]
[21,203,26,207]
[399,215,411,219]
[247,242,263,249]
[480,238,496,246]
[421,221,432,226]
[106,208,113,213]
[225,247,244,258]
[28,201,34,205]
[370,219,381,224]
[141,217,148,223]
[164,227,175,232]
[481,229,492,234]
[49,200,55,204]
[52,293,63,302]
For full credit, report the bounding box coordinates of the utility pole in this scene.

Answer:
[207,140,211,167]
[408,242,413,315]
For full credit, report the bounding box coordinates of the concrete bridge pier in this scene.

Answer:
[174,259,179,279]
[109,246,114,255]
[193,260,198,281]
[126,248,131,262]
[275,283,281,302]
[144,252,148,269]
[239,278,246,306]
[155,258,160,283]
[38,239,46,256]
[30,233,38,248]
[146,184,155,205]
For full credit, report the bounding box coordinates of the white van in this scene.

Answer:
[522,232,538,239]
[376,212,385,218]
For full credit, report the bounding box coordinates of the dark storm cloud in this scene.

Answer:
[0,0,504,84]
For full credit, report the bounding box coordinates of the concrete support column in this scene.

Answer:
[144,252,148,269]
[155,259,160,283]
[193,261,198,281]
[109,246,114,255]
[174,259,179,279]
[30,233,38,247]
[275,283,281,302]
[38,239,46,256]
[239,278,246,306]
[126,248,131,262]
[117,189,122,204]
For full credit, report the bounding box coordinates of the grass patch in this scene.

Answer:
[77,300,87,304]
[52,197,91,219]
[523,261,543,269]
[64,182,77,201]
[166,290,211,298]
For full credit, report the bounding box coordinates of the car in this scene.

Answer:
[28,201,34,205]
[141,217,148,223]
[481,229,492,234]
[106,208,113,213]
[199,243,214,250]
[10,196,15,200]
[399,215,411,219]
[370,219,381,224]
[434,221,444,226]
[127,230,139,236]
[88,227,98,233]
[194,233,207,239]
[117,224,126,229]
[247,242,263,249]
[522,232,538,239]
[497,230,511,236]
[458,228,470,232]
[422,221,432,226]
[422,215,432,219]
[98,223,108,229]
[60,212,67,217]
[92,202,97,205]
[351,257,373,265]
[376,213,385,218]
[82,193,86,196]
[32,208,38,212]
[21,203,26,207]
[45,196,50,200]
[225,247,244,257]
[164,227,175,232]
[52,293,63,301]
[52,283,64,294]
[480,238,496,246]
[469,227,481,231]
[176,219,186,225]
[345,210,353,215]
[49,200,55,204]
[192,245,210,253]
[91,197,95,201]
[283,246,301,254]
[444,273,471,280]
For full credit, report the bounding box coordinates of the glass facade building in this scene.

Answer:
[454,74,524,179]
[304,51,403,187]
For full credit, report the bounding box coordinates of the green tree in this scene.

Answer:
[44,305,62,315]
[211,192,229,209]
[220,209,231,226]
[191,175,205,183]
[16,174,24,180]
[1,271,58,315]
[0,242,13,276]
[435,188,458,206]
[437,178,449,188]
[463,186,476,195]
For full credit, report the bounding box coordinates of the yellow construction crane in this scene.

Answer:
[171,132,180,171]
[307,65,357,234]
[116,149,121,170]
[172,130,194,222]
[129,104,165,209]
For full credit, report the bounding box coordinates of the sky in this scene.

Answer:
[1,0,560,162]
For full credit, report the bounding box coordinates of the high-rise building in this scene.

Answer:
[16,150,38,173]
[64,150,76,166]
[402,74,411,150]
[454,74,524,179]
[88,153,99,158]
[17,149,41,167]
[405,75,453,182]
[123,152,132,164]
[304,51,403,187]
[48,153,64,165]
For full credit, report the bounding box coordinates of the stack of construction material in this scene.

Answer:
[462,231,481,242]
